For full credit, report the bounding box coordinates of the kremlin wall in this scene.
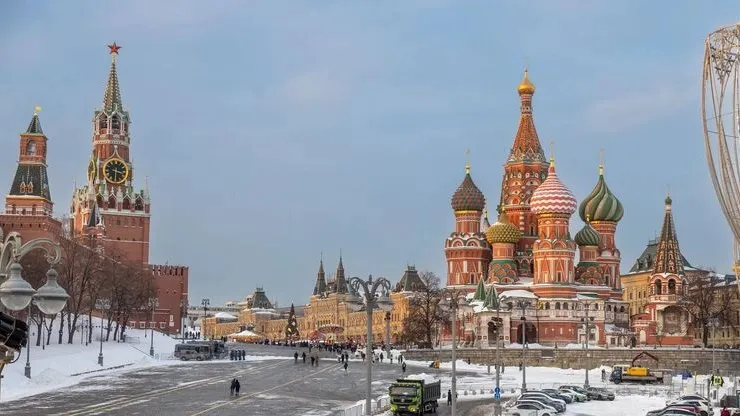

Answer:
[204,70,740,349]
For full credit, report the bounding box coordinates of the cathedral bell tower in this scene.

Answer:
[71,43,151,265]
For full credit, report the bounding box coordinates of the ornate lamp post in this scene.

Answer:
[346,275,393,416]
[148,297,159,357]
[579,299,596,388]
[0,232,67,380]
[384,311,391,351]
[440,289,468,416]
[201,298,210,340]
[96,298,111,366]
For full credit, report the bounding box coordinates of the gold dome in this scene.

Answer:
[517,69,535,95]
[485,211,521,245]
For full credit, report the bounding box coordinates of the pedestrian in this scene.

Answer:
[467,358,471,365]
[230,350,235,361]
[311,356,315,366]
[447,389,452,406]
[234,379,241,395]
[519,362,522,371]
[601,368,606,382]
[380,352,384,363]
[721,407,730,416]
[302,351,306,363]
[344,361,348,374]
[230,379,236,396]
[294,351,299,364]
[402,362,406,374]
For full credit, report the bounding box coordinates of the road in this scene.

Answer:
[3,344,487,416]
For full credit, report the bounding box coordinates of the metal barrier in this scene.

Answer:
[342,395,391,416]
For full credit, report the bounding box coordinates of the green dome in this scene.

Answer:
[485,211,520,245]
[574,222,601,247]
[578,167,624,223]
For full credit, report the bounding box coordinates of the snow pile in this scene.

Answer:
[405,373,439,383]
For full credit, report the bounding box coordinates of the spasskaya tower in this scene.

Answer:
[70,43,151,264]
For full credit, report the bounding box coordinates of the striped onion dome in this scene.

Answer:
[530,160,577,215]
[574,220,601,246]
[451,165,486,212]
[485,210,521,245]
[578,165,624,223]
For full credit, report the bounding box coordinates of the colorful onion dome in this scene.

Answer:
[578,165,624,223]
[517,69,536,95]
[530,159,577,215]
[574,219,601,246]
[485,209,520,245]
[451,165,486,212]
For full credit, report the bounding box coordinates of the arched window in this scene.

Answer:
[26,141,36,156]
[98,116,107,131]
[668,279,676,295]
[654,280,662,295]
[545,302,550,310]
[108,195,117,209]
[555,302,561,310]
[122,197,131,210]
[96,195,104,208]
[111,116,120,131]
[134,197,144,211]
[563,303,569,310]
[594,304,599,310]
[619,306,625,313]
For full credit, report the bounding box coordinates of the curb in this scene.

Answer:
[70,362,136,377]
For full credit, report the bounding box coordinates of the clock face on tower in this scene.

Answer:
[103,158,129,184]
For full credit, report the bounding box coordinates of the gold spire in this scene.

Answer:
[549,141,555,167]
[517,68,536,95]
[599,148,605,176]
[33,106,41,115]
[465,148,471,174]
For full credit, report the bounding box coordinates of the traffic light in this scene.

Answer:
[0,311,28,353]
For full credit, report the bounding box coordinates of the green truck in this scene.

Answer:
[388,378,441,415]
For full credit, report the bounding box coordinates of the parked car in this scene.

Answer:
[518,393,566,413]
[540,389,573,404]
[513,399,559,414]
[647,405,700,416]
[557,387,588,402]
[558,385,590,401]
[586,387,615,401]
[505,402,557,416]
[666,400,710,416]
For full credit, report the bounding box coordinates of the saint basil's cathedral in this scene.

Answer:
[443,70,691,347]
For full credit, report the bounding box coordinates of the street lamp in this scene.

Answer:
[148,297,159,357]
[96,298,111,366]
[384,311,391,352]
[579,299,596,388]
[513,299,532,392]
[346,275,393,416]
[440,289,468,416]
[0,233,67,381]
[201,298,210,340]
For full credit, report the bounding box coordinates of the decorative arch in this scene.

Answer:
[111,115,121,131]
[96,194,104,208]
[134,197,144,211]
[122,197,131,210]
[98,115,108,131]
[668,278,676,294]
[108,195,117,209]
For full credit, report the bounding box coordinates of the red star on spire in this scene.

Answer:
[107,42,122,55]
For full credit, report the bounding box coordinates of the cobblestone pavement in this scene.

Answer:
[4,344,481,416]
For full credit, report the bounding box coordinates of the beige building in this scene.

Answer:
[203,264,425,343]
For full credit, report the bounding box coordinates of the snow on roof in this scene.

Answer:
[229,329,261,338]
[499,289,537,299]
[214,312,237,319]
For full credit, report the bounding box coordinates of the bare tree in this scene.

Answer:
[399,271,447,348]
[56,233,104,344]
[18,250,49,346]
[678,270,736,347]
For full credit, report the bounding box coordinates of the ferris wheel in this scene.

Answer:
[702,23,740,283]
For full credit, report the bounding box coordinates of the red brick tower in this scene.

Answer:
[445,163,491,287]
[70,43,151,264]
[529,158,578,284]
[499,70,550,278]
[0,109,62,240]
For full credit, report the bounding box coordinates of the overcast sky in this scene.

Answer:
[0,1,736,306]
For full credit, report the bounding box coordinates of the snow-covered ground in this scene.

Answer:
[2,315,183,401]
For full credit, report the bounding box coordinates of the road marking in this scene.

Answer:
[55,359,290,416]
[189,363,335,416]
